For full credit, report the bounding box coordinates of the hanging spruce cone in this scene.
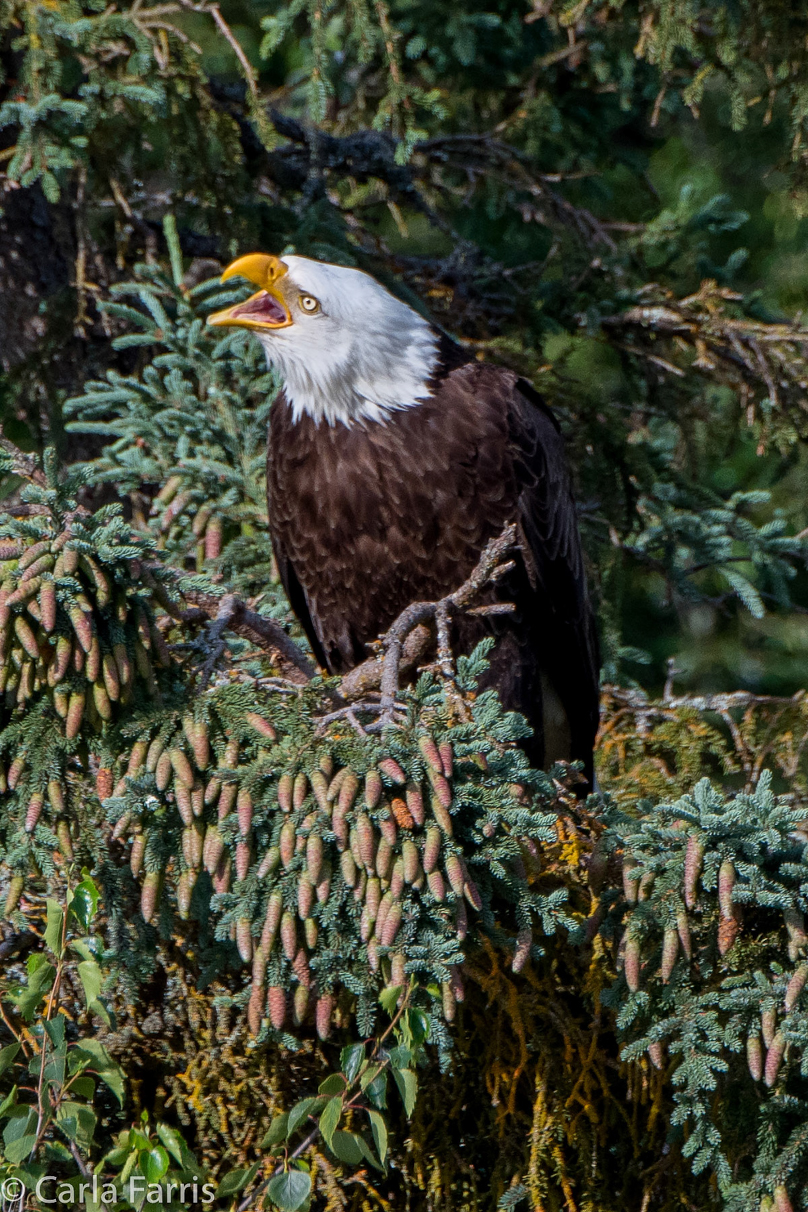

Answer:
[660,927,678,982]
[684,836,704,910]
[237,788,253,837]
[783,906,807,961]
[293,984,309,1026]
[773,1188,794,1212]
[140,871,163,924]
[676,908,692,961]
[261,891,283,954]
[24,792,44,834]
[764,1032,786,1087]
[280,911,297,961]
[340,850,357,887]
[445,853,465,897]
[647,1042,663,1070]
[235,840,251,882]
[293,772,308,810]
[624,935,641,993]
[297,874,314,920]
[391,795,415,829]
[315,993,334,1040]
[130,832,147,878]
[427,870,446,902]
[236,918,253,963]
[56,819,74,861]
[364,768,382,809]
[747,1032,763,1081]
[785,963,808,1013]
[267,986,287,1030]
[277,773,293,812]
[379,757,406,785]
[279,819,295,869]
[356,813,375,869]
[622,855,638,904]
[177,870,195,918]
[246,712,276,741]
[512,927,532,973]
[4,874,24,916]
[257,846,280,880]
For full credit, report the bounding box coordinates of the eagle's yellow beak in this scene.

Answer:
[207,253,293,330]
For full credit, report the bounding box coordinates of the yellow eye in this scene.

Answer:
[299,295,320,313]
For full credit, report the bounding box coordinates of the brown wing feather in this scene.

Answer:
[267,359,599,781]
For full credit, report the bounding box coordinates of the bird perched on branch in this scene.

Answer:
[209,253,600,786]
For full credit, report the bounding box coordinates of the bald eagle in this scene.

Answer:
[209,253,600,786]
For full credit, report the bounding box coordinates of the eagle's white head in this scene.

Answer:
[207,253,439,427]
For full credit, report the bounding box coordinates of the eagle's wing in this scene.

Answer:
[507,377,601,776]
[271,540,330,671]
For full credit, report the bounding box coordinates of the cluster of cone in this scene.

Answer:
[620,835,808,1086]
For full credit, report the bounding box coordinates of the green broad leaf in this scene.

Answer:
[44,1140,73,1162]
[119,1148,139,1185]
[71,1041,125,1105]
[87,998,112,1027]
[4,1132,38,1165]
[0,1042,21,1077]
[367,1110,388,1164]
[156,1122,186,1165]
[69,877,99,931]
[393,1068,417,1118]
[101,1145,131,1167]
[3,1107,37,1164]
[339,1043,365,1084]
[318,1073,347,1097]
[142,1144,169,1184]
[70,1076,96,1099]
[45,901,64,956]
[77,959,103,1008]
[42,1046,67,1090]
[44,1016,66,1048]
[56,1100,97,1148]
[406,1008,430,1045]
[359,1063,385,1092]
[266,1168,312,1211]
[0,1086,19,1119]
[70,939,96,963]
[387,1044,411,1070]
[287,1097,324,1137]
[378,986,402,1016]
[329,1131,364,1166]
[261,1113,290,1150]
[215,1161,261,1198]
[318,1097,342,1150]
[14,960,55,1021]
[365,1072,388,1111]
[356,1134,383,1172]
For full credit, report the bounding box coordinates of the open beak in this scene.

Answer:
[207,253,293,330]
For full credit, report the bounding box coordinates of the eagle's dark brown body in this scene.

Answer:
[267,356,600,782]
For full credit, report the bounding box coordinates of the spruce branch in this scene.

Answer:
[0,429,46,487]
[371,523,517,718]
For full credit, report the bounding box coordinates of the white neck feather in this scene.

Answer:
[254,258,440,426]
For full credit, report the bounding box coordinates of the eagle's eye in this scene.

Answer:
[299,295,320,313]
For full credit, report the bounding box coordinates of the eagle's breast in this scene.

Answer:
[267,362,519,671]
